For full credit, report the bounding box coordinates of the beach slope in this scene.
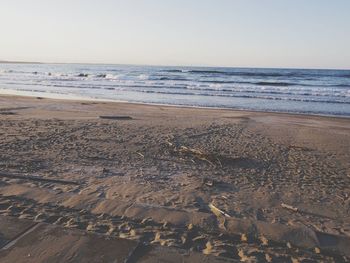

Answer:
[0,95,349,262]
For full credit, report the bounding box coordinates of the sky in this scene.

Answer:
[0,0,349,69]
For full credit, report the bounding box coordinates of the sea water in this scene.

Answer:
[0,63,349,116]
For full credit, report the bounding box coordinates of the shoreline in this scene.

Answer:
[1,88,349,120]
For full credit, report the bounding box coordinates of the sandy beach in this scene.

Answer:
[0,95,349,262]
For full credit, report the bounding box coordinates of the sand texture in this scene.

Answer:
[0,95,349,262]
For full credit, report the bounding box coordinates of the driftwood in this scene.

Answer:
[135,152,145,158]
[281,203,298,212]
[281,203,336,220]
[165,138,222,167]
[0,107,31,112]
[99,115,132,120]
[0,112,16,115]
[209,203,231,218]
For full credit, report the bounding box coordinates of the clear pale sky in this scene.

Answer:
[1,0,349,69]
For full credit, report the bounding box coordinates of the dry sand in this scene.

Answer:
[0,95,349,262]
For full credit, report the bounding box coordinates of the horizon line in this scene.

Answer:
[1,59,349,71]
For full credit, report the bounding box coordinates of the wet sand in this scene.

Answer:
[0,95,349,262]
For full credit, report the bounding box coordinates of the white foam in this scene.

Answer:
[138,74,149,80]
[105,74,120,80]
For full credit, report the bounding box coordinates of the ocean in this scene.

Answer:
[0,63,349,117]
